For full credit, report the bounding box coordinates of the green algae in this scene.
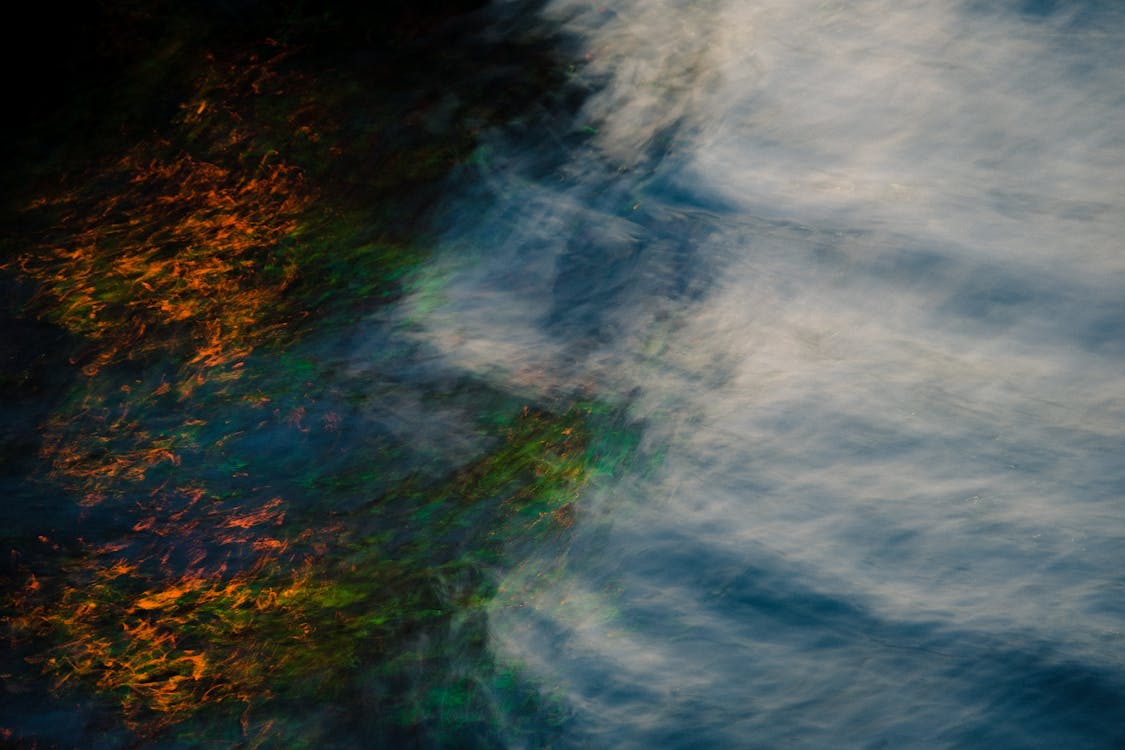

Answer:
[6,398,639,747]
[0,3,614,747]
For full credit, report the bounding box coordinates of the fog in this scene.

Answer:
[400,0,1125,745]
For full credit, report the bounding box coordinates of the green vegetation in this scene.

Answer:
[8,399,637,747]
[0,3,623,747]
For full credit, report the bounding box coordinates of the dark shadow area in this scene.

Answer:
[0,3,616,748]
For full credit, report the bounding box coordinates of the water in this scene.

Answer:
[416,0,1125,746]
[3,0,1125,747]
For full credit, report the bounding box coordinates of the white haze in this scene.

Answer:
[399,0,1125,745]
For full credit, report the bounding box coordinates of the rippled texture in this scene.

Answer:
[419,0,1125,747]
[3,0,1125,748]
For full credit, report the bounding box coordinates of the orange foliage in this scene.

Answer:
[17,147,312,374]
[6,48,324,510]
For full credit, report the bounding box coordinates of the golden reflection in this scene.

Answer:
[4,400,606,740]
[13,555,322,732]
[1,48,338,739]
[17,146,312,376]
[0,30,624,748]
[5,48,322,512]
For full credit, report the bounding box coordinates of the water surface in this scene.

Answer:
[3,0,1125,747]
[425,1,1125,746]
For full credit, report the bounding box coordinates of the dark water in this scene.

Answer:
[3,0,1125,748]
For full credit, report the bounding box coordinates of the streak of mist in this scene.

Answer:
[400,0,1125,746]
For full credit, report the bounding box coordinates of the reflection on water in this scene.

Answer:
[421,0,1125,747]
[1,4,629,747]
[3,0,1125,747]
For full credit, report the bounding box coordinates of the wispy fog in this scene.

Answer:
[403,0,1125,745]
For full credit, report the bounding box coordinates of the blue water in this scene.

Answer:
[403,0,1125,746]
[4,0,1125,747]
